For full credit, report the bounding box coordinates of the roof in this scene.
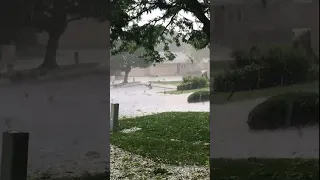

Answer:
[159,52,191,64]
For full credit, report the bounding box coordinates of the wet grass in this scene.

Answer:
[111,112,210,165]
[211,81,319,104]
[163,87,210,94]
[211,158,319,180]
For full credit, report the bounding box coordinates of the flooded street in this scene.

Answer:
[0,75,209,178]
[0,75,110,177]
[111,85,209,117]
[211,99,319,158]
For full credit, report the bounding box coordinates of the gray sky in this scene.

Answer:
[138,8,204,30]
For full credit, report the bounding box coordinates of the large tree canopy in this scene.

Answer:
[28,0,109,69]
[110,0,271,63]
[1,0,110,69]
[110,0,210,63]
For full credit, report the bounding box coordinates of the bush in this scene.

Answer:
[177,76,208,91]
[214,46,313,92]
[187,90,210,103]
[308,65,319,80]
[230,46,261,69]
[247,92,319,131]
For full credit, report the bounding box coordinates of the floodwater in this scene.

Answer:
[0,74,209,177]
[0,75,110,177]
[210,99,319,158]
[110,85,209,117]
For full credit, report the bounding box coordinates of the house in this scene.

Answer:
[211,0,319,55]
[129,52,207,77]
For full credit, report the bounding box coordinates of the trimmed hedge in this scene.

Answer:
[247,92,319,131]
[177,76,208,91]
[187,90,210,103]
[214,46,315,92]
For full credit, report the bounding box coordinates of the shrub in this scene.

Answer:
[177,76,208,90]
[187,90,210,103]
[230,46,261,69]
[213,46,313,92]
[230,50,252,69]
[308,65,319,80]
[247,92,319,131]
[213,64,273,92]
[260,46,311,84]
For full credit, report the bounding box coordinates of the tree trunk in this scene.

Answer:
[38,31,63,70]
[123,67,131,84]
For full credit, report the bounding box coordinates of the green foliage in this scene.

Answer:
[214,46,314,92]
[12,0,109,33]
[177,76,208,90]
[187,90,210,103]
[247,92,319,131]
[110,47,151,72]
[230,50,254,69]
[110,0,210,63]
[308,65,319,80]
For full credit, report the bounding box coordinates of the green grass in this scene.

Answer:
[163,87,210,94]
[111,112,210,166]
[149,80,182,85]
[211,81,319,104]
[210,158,319,180]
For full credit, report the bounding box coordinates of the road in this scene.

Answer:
[0,75,109,178]
[210,99,319,158]
[110,85,209,117]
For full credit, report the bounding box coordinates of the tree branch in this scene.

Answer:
[184,0,210,38]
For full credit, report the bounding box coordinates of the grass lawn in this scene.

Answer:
[111,112,210,166]
[211,81,319,104]
[163,87,209,94]
[149,80,182,85]
[211,158,319,180]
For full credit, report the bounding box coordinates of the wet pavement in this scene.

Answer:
[110,85,209,117]
[0,74,208,177]
[0,75,110,177]
[210,99,319,158]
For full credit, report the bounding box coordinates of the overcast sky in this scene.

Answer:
[138,9,203,30]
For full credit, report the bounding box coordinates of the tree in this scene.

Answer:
[0,0,34,45]
[21,0,109,69]
[111,0,269,63]
[184,45,209,63]
[111,48,152,83]
[110,0,210,63]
